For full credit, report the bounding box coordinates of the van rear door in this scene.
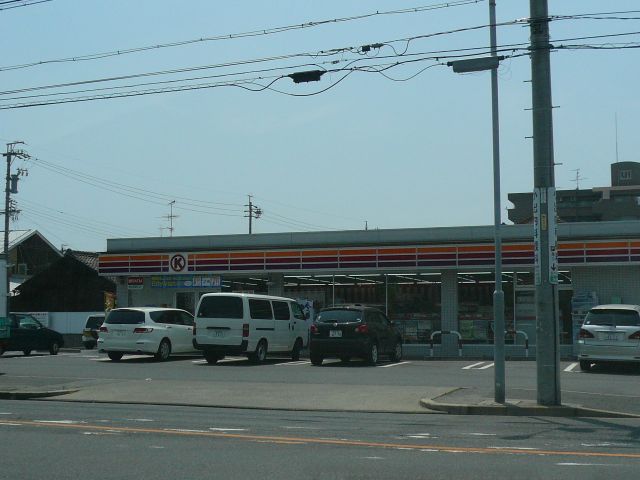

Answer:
[195,295,244,346]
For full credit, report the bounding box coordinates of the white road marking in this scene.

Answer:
[164,428,207,433]
[0,412,13,415]
[362,457,385,460]
[466,433,497,436]
[462,362,486,370]
[0,422,21,426]
[379,361,411,368]
[276,361,311,366]
[125,418,155,422]
[209,427,247,432]
[34,420,87,425]
[192,357,246,364]
[557,463,618,467]
[82,432,118,436]
[564,362,578,372]
[478,363,495,370]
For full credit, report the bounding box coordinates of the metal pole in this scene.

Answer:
[3,146,11,320]
[529,0,561,405]
[489,0,505,404]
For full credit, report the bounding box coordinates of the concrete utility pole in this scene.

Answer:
[245,195,262,234]
[489,0,505,405]
[529,0,561,406]
[2,141,28,320]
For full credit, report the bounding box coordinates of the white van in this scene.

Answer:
[193,293,309,364]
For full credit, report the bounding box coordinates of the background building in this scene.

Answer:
[508,161,640,224]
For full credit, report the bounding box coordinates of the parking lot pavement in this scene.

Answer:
[3,352,640,416]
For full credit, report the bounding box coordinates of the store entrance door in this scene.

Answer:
[176,292,196,314]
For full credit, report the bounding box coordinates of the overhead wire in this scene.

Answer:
[0,0,484,72]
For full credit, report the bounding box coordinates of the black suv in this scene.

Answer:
[309,305,402,366]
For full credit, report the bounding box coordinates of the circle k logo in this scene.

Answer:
[170,254,186,272]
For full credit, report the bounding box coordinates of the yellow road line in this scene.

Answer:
[4,420,640,460]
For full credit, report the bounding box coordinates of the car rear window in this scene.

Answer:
[85,316,104,329]
[105,310,145,324]
[316,309,363,324]
[584,309,640,327]
[197,296,243,319]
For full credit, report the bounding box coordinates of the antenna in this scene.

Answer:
[162,200,178,237]
[571,168,587,190]
[615,113,619,163]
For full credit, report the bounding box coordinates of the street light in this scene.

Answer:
[447,0,505,404]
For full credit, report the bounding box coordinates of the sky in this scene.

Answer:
[1,0,639,252]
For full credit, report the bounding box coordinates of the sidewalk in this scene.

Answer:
[420,386,640,418]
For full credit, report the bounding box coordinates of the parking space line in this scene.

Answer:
[276,361,311,366]
[462,362,486,370]
[478,362,495,370]
[564,362,578,372]
[379,361,411,368]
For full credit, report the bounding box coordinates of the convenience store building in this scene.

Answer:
[98,220,640,358]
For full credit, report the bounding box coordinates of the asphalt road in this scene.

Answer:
[1,400,640,479]
[1,350,640,414]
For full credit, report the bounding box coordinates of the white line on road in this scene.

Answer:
[478,363,495,370]
[276,361,311,366]
[379,361,411,368]
[462,362,486,370]
[564,362,578,372]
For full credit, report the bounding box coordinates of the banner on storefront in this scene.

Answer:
[128,277,144,290]
[151,275,221,289]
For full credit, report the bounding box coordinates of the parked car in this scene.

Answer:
[81,313,105,349]
[97,307,196,361]
[193,293,308,364]
[0,313,64,356]
[578,304,640,371]
[309,305,402,366]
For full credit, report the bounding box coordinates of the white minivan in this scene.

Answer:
[193,293,309,364]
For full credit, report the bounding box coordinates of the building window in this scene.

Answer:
[619,170,632,181]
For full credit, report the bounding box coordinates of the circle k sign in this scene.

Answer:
[169,253,187,273]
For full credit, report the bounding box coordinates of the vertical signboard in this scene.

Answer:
[533,188,543,286]
[0,257,7,340]
[548,187,558,284]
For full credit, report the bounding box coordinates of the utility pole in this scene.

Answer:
[529,0,561,406]
[2,141,29,320]
[244,195,262,234]
[489,0,505,404]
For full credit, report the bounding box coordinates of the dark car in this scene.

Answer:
[0,313,64,356]
[81,313,105,349]
[309,305,402,366]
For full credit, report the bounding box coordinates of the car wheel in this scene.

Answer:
[23,349,32,356]
[204,351,221,364]
[310,352,323,366]
[83,342,95,350]
[291,339,303,361]
[339,356,350,363]
[49,341,60,355]
[366,342,379,366]
[579,360,593,372]
[249,340,268,364]
[108,352,123,361]
[155,339,171,362]
[389,340,403,362]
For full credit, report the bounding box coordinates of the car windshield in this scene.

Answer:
[105,310,145,324]
[85,316,104,329]
[584,309,640,327]
[316,309,362,324]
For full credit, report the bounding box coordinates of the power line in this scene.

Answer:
[0,0,483,72]
[0,0,51,11]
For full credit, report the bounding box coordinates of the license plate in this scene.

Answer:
[329,330,342,338]
[214,330,225,337]
[114,330,127,337]
[605,334,619,341]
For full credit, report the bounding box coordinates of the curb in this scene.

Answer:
[0,389,79,400]
[420,397,640,418]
